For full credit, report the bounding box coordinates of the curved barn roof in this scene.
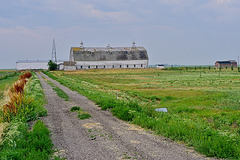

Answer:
[71,47,148,61]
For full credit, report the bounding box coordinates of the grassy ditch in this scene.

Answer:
[43,70,240,159]
[0,72,54,159]
[46,79,69,101]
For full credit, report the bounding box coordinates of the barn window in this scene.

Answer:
[113,65,114,68]
[127,65,128,68]
[88,66,90,69]
[104,65,105,68]
[134,64,136,67]
[141,64,143,67]
[81,66,82,69]
[96,65,98,69]
[120,65,121,68]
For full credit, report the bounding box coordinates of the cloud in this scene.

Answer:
[23,0,137,23]
[0,26,40,37]
[199,0,240,22]
[217,0,231,4]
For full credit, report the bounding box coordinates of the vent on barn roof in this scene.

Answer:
[132,41,136,48]
[80,41,84,49]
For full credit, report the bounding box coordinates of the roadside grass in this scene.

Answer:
[42,69,240,159]
[47,80,69,101]
[0,72,55,159]
[0,120,53,160]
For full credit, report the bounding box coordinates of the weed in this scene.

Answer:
[70,106,81,112]
[78,113,91,120]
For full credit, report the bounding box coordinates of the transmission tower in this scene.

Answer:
[51,39,57,63]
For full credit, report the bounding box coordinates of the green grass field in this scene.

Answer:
[44,68,240,159]
[0,74,19,100]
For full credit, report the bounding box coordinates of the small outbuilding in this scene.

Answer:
[156,64,165,69]
[215,60,237,68]
[63,61,77,70]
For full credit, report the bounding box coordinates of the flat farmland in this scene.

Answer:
[0,75,19,100]
[48,69,240,158]
[0,70,14,74]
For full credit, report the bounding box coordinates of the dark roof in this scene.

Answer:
[216,60,237,64]
[63,61,76,66]
[71,47,148,61]
[16,60,49,63]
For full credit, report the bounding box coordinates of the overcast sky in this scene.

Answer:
[0,0,240,68]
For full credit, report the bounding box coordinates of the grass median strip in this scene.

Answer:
[47,80,69,101]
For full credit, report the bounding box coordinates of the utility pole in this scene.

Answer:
[238,56,239,67]
[51,39,57,63]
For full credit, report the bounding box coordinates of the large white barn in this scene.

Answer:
[65,42,149,70]
[16,60,49,70]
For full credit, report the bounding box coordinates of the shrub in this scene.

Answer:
[48,60,57,71]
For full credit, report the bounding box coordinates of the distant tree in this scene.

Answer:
[231,65,234,71]
[48,60,57,71]
[225,66,228,70]
[238,67,240,72]
[219,66,222,71]
[208,66,211,70]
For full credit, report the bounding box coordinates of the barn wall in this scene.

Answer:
[75,60,148,69]
[16,62,48,70]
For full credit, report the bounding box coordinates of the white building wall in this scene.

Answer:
[16,62,48,70]
[75,60,148,69]
[63,66,77,70]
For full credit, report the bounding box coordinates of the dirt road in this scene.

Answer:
[37,72,210,160]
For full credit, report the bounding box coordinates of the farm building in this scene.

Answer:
[156,64,165,69]
[65,42,149,70]
[16,60,64,70]
[16,60,49,70]
[215,60,237,68]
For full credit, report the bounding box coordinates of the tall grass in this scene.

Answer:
[42,70,240,159]
[2,72,32,122]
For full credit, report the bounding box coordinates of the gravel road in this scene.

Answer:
[37,72,211,160]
